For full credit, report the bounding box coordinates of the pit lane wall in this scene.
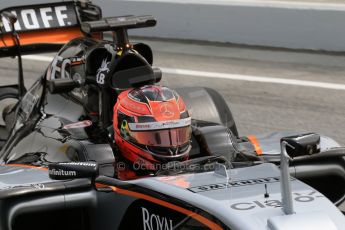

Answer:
[95,0,345,52]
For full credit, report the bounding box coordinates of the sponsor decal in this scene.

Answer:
[96,58,110,85]
[21,91,40,117]
[31,183,45,190]
[136,124,151,129]
[120,120,130,139]
[49,55,70,79]
[188,177,282,193]
[1,3,77,33]
[48,168,77,176]
[159,103,175,119]
[118,200,189,229]
[129,117,191,131]
[63,120,92,129]
[0,183,45,191]
[59,162,96,167]
[230,191,324,211]
[122,97,147,112]
[142,207,173,230]
[48,56,84,80]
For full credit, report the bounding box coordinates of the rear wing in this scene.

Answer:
[81,15,156,33]
[0,1,101,57]
[81,15,156,48]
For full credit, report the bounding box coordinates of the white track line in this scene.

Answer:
[23,55,54,62]
[23,55,345,91]
[161,68,345,91]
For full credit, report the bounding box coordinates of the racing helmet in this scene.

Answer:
[113,85,192,170]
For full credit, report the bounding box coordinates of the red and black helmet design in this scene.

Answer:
[113,85,192,170]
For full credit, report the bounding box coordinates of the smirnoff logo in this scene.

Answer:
[1,3,77,33]
[142,207,173,230]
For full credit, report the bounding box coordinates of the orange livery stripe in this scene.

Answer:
[247,135,263,155]
[95,183,223,230]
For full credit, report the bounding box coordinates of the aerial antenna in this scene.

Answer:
[280,141,295,215]
[1,12,25,99]
[264,184,269,198]
[79,0,92,8]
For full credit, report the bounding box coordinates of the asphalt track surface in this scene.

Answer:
[0,38,345,146]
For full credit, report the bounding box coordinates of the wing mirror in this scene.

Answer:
[111,66,162,90]
[47,78,80,94]
[48,161,99,180]
[280,133,320,158]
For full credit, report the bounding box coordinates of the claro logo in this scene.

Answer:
[230,191,323,211]
[142,207,173,230]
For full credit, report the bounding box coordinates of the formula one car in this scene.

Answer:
[1,1,345,230]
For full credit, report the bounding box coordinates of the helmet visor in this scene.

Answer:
[128,126,191,147]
